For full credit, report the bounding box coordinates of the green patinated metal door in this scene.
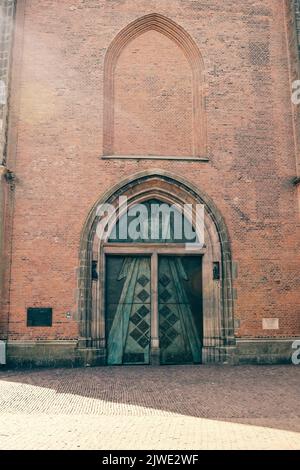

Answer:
[106,254,202,366]
[106,256,151,365]
[158,256,202,365]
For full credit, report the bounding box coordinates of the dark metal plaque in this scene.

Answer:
[27,308,53,327]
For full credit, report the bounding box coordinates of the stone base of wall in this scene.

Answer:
[5,341,79,368]
[1,338,299,368]
[232,338,300,365]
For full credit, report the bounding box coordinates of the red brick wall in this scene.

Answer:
[114,30,193,156]
[3,0,300,341]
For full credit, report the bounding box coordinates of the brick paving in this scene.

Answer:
[0,365,299,450]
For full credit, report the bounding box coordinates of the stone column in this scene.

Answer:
[285,1,300,199]
[0,166,7,328]
[0,1,16,341]
[150,253,160,365]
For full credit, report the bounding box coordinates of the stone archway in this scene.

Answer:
[78,171,235,365]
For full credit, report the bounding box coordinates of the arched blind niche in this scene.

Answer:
[103,14,207,159]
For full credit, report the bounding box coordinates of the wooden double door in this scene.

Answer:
[106,255,203,365]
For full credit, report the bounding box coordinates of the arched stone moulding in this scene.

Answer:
[78,171,235,364]
[103,13,207,159]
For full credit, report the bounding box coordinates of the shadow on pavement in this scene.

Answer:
[0,364,299,434]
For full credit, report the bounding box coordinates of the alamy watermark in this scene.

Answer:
[95,197,205,248]
[0,80,6,106]
[292,340,300,365]
[292,79,300,105]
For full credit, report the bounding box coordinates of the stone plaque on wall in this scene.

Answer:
[262,318,279,330]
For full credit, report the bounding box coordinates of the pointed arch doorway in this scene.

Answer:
[105,198,204,365]
[78,172,235,366]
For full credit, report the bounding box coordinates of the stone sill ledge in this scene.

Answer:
[236,337,300,343]
[102,155,210,162]
[7,340,78,345]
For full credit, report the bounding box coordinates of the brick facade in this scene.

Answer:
[1,0,300,366]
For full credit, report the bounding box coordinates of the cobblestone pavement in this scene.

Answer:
[0,365,299,450]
